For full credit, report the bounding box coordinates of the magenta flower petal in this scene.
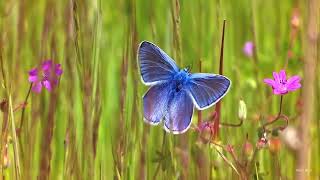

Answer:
[279,70,286,81]
[287,75,301,85]
[28,68,38,82]
[42,60,53,71]
[32,81,43,93]
[243,41,254,57]
[28,60,63,93]
[273,72,280,83]
[265,70,301,95]
[43,80,52,91]
[29,68,37,76]
[273,88,287,95]
[55,64,63,76]
[29,76,38,83]
[198,122,210,131]
[287,76,301,91]
[264,78,275,87]
[273,89,281,95]
[288,83,301,91]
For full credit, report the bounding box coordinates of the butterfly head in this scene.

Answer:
[183,66,191,73]
[172,69,190,92]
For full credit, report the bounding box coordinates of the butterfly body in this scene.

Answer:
[171,69,190,92]
[138,41,231,134]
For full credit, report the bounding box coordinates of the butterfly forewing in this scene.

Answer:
[138,41,179,85]
[186,73,231,110]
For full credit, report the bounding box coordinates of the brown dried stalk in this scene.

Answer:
[296,0,319,179]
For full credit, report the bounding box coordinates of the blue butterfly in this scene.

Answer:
[138,41,231,134]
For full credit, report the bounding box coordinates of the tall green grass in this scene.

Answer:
[0,0,319,179]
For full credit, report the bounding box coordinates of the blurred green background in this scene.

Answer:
[0,0,319,179]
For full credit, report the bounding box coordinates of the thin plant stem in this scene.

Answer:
[278,95,283,117]
[262,114,289,132]
[0,37,6,177]
[212,20,226,138]
[262,96,288,131]
[248,147,260,175]
[296,1,318,179]
[220,118,243,127]
[255,162,260,180]
[210,141,224,149]
[152,131,167,179]
[211,144,240,177]
[17,83,32,164]
[0,33,21,179]
[19,83,32,129]
[9,94,21,179]
[218,20,226,75]
[170,0,182,64]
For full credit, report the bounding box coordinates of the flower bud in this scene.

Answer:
[280,126,300,151]
[198,121,213,144]
[2,144,10,169]
[243,41,254,57]
[256,138,268,149]
[244,141,253,157]
[256,132,268,149]
[269,137,281,153]
[238,100,247,121]
[291,10,300,29]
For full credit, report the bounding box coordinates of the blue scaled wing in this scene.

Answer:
[138,41,179,85]
[164,90,194,134]
[143,83,171,125]
[186,73,231,110]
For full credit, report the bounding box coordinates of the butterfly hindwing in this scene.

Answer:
[138,41,179,85]
[143,83,171,125]
[164,90,194,134]
[186,73,231,110]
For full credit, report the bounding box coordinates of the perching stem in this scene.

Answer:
[212,20,226,138]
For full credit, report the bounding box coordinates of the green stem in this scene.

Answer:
[9,94,21,179]
[262,95,287,130]
[248,147,260,175]
[19,83,32,130]
[220,118,243,127]
[152,131,167,179]
[0,32,21,179]
[278,95,283,117]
